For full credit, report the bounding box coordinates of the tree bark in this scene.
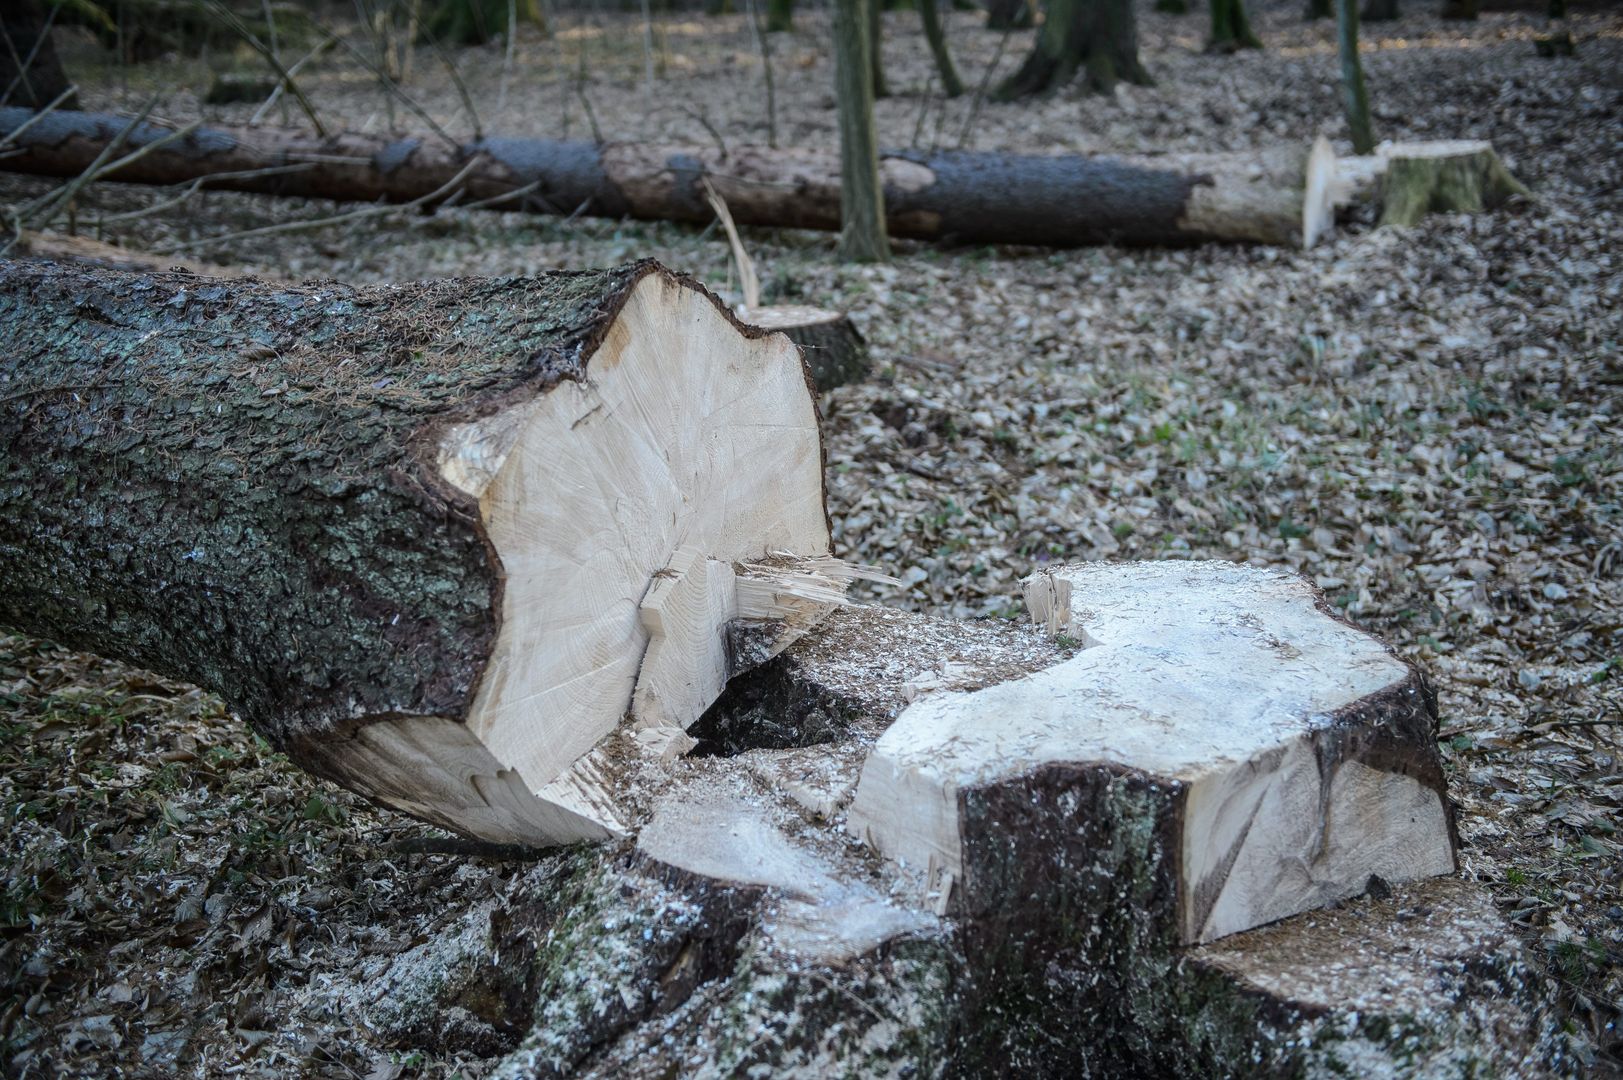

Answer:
[0,108,1353,248]
[0,259,837,847]
[765,0,794,31]
[1440,0,1478,17]
[1305,0,1332,18]
[835,0,891,261]
[919,0,965,97]
[1361,0,1399,22]
[995,0,1151,99]
[0,0,77,112]
[1207,0,1262,50]
[1336,0,1375,155]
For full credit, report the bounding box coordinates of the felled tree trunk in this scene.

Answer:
[0,108,1342,248]
[0,0,77,111]
[996,0,1151,98]
[0,260,845,847]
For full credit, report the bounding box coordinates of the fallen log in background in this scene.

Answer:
[0,106,1341,248]
[0,258,850,846]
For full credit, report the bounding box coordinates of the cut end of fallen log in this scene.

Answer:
[848,560,1458,943]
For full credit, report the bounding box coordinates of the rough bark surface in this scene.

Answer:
[835,0,891,261]
[0,108,1340,248]
[0,258,828,842]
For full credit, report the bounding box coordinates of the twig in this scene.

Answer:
[745,0,778,147]
[702,178,760,311]
[957,23,1013,150]
[419,27,484,140]
[0,84,79,151]
[3,97,163,253]
[94,163,316,226]
[248,39,334,126]
[0,2,62,110]
[683,106,728,156]
[322,26,457,148]
[198,0,328,136]
[162,157,483,253]
[639,0,658,96]
[575,51,603,144]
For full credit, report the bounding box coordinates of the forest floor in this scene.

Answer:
[2,0,1620,1075]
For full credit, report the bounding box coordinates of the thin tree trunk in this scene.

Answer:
[766,0,794,31]
[1155,0,1190,14]
[1360,0,1398,21]
[1336,0,1375,154]
[866,0,890,99]
[920,0,965,96]
[1305,0,1332,18]
[1208,0,1262,50]
[835,0,890,260]
[0,0,77,111]
[996,0,1151,99]
[1439,0,1478,17]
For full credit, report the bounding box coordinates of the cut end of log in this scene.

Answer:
[1300,136,1338,249]
[430,271,832,842]
[742,305,870,392]
[848,560,1458,943]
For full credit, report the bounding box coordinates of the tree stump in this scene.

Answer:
[742,305,870,391]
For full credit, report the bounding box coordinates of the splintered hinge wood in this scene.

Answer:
[1023,569,1074,636]
[735,553,901,621]
[632,549,900,736]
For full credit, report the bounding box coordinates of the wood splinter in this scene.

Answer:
[633,548,897,741]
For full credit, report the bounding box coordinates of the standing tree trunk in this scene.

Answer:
[1336,0,1375,154]
[920,0,965,96]
[996,0,1150,98]
[766,0,794,30]
[834,0,890,261]
[1361,0,1398,21]
[1440,0,1478,17]
[986,0,1034,27]
[867,0,890,98]
[1155,0,1190,14]
[1305,0,1332,18]
[0,0,77,111]
[1208,0,1262,49]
